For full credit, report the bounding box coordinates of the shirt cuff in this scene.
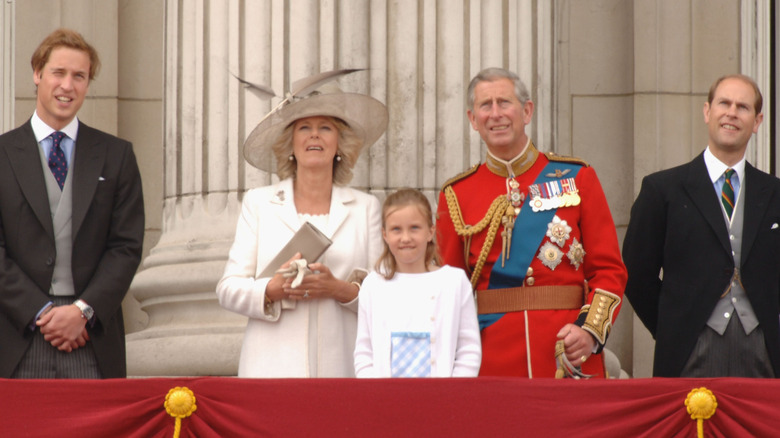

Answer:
[30,301,54,331]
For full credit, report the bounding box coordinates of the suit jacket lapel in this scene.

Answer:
[269,179,352,239]
[684,154,732,254]
[741,163,773,265]
[71,122,105,238]
[326,186,352,239]
[271,178,301,232]
[5,122,55,239]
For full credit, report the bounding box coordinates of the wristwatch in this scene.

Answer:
[73,299,94,321]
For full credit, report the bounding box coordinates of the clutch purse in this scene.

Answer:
[259,222,332,277]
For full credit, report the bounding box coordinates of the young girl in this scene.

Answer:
[354,188,481,377]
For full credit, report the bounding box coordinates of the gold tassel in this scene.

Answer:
[685,387,717,438]
[165,387,197,438]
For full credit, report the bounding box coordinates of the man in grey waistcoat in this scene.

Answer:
[623,74,780,378]
[0,28,144,378]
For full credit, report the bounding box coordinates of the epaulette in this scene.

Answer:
[544,151,589,167]
[440,163,480,191]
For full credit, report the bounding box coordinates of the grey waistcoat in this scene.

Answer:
[706,179,759,335]
[37,144,76,297]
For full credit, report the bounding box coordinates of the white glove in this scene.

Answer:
[275,259,312,289]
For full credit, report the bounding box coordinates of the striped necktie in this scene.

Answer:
[48,131,68,190]
[721,168,735,219]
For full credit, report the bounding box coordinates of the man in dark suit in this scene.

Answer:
[0,28,144,378]
[624,74,780,377]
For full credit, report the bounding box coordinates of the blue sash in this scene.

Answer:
[479,161,582,330]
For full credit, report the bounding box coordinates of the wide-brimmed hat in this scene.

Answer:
[243,80,388,172]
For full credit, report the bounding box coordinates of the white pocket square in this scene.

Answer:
[98,176,106,181]
[772,223,778,230]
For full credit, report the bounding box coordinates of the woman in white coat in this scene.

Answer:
[217,79,388,377]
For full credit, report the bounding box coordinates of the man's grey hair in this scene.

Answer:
[467,67,530,108]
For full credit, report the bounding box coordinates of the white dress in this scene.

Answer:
[354,265,482,377]
[217,178,382,377]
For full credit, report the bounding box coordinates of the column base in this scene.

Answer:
[127,326,244,376]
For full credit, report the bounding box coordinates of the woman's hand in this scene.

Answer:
[284,262,359,303]
[265,253,302,302]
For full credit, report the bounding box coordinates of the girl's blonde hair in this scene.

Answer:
[375,188,441,279]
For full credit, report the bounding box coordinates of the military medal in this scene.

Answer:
[529,177,580,212]
[501,177,525,267]
[537,241,563,270]
[560,177,580,206]
[546,216,571,247]
[508,179,524,213]
[529,184,549,212]
[566,238,586,270]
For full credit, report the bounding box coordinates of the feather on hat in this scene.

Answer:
[240,69,388,173]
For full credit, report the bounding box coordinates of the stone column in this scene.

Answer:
[126,0,248,376]
[1,0,14,132]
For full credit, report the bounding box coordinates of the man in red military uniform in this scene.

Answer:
[437,68,627,378]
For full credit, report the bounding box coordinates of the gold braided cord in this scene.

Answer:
[444,186,505,236]
[470,204,506,288]
[444,186,509,288]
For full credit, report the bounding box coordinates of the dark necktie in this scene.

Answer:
[721,168,735,219]
[48,131,68,190]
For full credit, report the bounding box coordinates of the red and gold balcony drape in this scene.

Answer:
[1,377,777,437]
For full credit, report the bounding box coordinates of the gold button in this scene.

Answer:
[526,277,535,286]
[526,267,534,276]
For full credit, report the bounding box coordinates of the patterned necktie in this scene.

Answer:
[721,168,735,219]
[48,131,68,190]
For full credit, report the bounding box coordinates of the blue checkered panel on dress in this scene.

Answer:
[390,332,431,378]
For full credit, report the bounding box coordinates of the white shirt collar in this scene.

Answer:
[31,111,79,143]
[703,146,745,184]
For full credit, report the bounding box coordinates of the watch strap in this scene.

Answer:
[73,299,95,321]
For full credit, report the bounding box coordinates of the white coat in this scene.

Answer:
[217,178,382,377]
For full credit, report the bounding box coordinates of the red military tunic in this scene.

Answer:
[436,143,627,378]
